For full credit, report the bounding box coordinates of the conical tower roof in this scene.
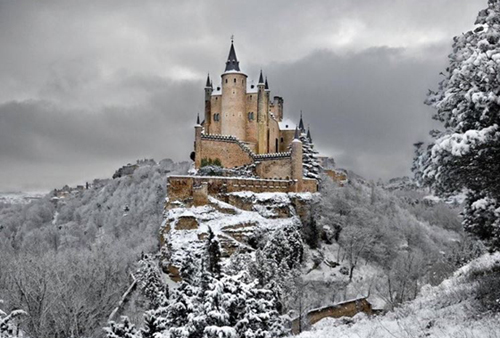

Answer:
[225,41,241,72]
[299,111,305,133]
[307,126,312,143]
[258,70,264,84]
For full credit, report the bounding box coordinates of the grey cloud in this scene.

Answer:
[0,0,489,190]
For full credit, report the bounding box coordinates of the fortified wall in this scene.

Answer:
[166,175,318,208]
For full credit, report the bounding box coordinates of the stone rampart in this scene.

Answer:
[199,134,254,168]
[167,175,302,206]
[291,298,372,335]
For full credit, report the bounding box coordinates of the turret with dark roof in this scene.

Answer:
[265,77,269,90]
[299,111,305,133]
[205,74,212,88]
[258,70,264,84]
[307,126,313,143]
[225,41,241,72]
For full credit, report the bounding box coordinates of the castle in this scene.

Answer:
[190,40,317,194]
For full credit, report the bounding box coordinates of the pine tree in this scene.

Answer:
[414,0,500,250]
[104,316,139,338]
[206,227,222,278]
[136,254,169,310]
[299,133,321,180]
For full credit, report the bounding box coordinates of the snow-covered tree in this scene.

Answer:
[300,132,321,180]
[0,302,25,338]
[136,254,169,310]
[104,316,139,338]
[414,0,500,250]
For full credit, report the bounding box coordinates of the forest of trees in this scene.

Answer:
[0,159,190,338]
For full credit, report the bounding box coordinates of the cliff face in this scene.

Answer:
[160,191,315,281]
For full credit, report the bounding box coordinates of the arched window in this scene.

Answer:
[281,137,284,143]
[275,138,279,152]
[234,78,236,83]
[225,79,228,84]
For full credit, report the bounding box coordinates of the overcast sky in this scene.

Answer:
[0,0,487,191]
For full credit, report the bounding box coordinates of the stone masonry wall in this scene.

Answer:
[255,156,293,179]
[199,137,253,168]
[167,175,300,206]
[291,298,372,335]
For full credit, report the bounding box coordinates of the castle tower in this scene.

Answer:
[204,74,212,134]
[257,70,269,154]
[220,40,247,140]
[291,127,304,192]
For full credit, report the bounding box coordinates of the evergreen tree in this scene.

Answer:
[104,316,139,338]
[300,133,321,180]
[414,0,500,250]
[136,254,169,310]
[206,227,222,278]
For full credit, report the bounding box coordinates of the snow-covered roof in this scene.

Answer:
[211,87,221,96]
[223,70,247,76]
[246,81,258,94]
[279,120,296,131]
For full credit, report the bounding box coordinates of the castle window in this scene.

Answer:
[225,79,228,84]
[281,137,284,143]
[248,112,254,121]
[234,78,236,83]
[242,79,244,84]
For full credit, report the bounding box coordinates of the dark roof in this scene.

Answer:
[225,42,241,72]
[307,126,312,143]
[196,113,200,125]
[258,70,264,84]
[299,111,305,133]
[294,126,300,139]
[205,74,211,87]
[265,77,269,90]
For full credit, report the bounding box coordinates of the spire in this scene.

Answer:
[294,126,300,140]
[265,77,269,90]
[225,39,241,72]
[196,113,200,125]
[307,125,312,143]
[258,70,264,84]
[205,73,211,87]
[299,111,305,133]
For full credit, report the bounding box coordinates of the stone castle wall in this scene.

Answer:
[167,175,300,206]
[255,154,293,179]
[291,298,372,335]
[198,135,254,168]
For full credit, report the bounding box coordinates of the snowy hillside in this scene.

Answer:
[0,158,190,338]
[0,191,46,205]
[297,252,500,338]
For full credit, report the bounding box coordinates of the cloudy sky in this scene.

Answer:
[0,0,487,191]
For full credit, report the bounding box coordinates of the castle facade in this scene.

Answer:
[202,41,295,155]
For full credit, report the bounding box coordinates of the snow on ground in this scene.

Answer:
[295,253,500,338]
[164,194,303,266]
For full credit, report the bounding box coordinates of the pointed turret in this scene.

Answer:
[205,74,212,88]
[196,113,200,125]
[225,41,241,72]
[265,77,269,90]
[298,111,305,133]
[258,70,264,84]
[294,126,300,140]
[307,125,312,143]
